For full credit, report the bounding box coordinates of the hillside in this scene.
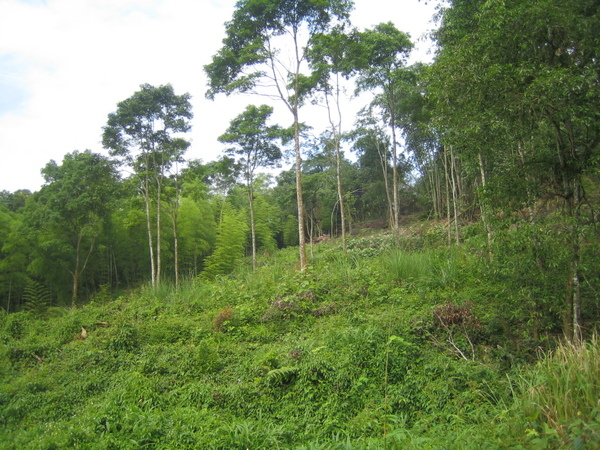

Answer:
[1,229,599,449]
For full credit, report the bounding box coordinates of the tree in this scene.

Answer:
[308,27,359,250]
[219,104,282,270]
[102,83,192,288]
[430,0,600,340]
[350,108,394,225]
[354,23,413,235]
[0,189,32,213]
[32,150,119,306]
[205,0,353,269]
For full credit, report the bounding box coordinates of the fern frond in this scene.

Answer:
[266,366,299,385]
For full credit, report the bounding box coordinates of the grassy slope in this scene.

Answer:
[1,232,599,449]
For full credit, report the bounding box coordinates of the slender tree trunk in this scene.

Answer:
[7,275,12,314]
[72,234,82,306]
[248,177,257,271]
[156,176,162,288]
[426,167,437,219]
[143,178,156,288]
[435,156,444,220]
[478,152,493,256]
[324,78,346,251]
[171,165,181,289]
[294,112,307,269]
[390,117,399,238]
[376,138,394,230]
[449,145,460,244]
[112,249,119,289]
[335,135,346,251]
[443,146,452,244]
[565,178,583,343]
[291,30,307,270]
[269,30,307,270]
[71,235,95,307]
[171,202,180,289]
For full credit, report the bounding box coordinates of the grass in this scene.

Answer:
[379,250,433,283]
[514,336,600,446]
[0,236,598,448]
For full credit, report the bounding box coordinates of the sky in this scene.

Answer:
[0,0,439,193]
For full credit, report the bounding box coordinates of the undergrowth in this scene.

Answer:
[0,232,598,448]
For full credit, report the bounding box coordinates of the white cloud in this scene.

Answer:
[0,0,437,192]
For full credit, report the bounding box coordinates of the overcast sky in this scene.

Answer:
[0,0,438,193]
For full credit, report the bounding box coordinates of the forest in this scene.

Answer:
[1,0,600,447]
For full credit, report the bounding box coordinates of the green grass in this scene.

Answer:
[513,337,600,447]
[379,250,433,283]
[0,235,598,448]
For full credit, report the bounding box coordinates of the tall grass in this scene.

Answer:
[379,250,433,283]
[515,336,600,445]
[378,247,463,289]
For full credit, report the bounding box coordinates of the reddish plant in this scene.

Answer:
[213,307,234,332]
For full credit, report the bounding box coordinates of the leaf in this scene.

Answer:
[266,366,299,385]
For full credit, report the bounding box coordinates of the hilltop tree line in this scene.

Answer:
[1,0,599,341]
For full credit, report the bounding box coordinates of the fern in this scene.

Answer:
[202,203,249,279]
[22,279,51,315]
[266,366,299,385]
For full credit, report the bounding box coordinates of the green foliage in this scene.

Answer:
[282,214,299,247]
[252,194,279,253]
[178,195,217,275]
[514,337,600,447]
[1,228,599,448]
[202,203,249,279]
[21,279,51,315]
[266,366,299,385]
[380,250,433,283]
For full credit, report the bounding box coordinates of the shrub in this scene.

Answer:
[213,307,234,332]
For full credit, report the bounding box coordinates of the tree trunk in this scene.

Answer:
[156,176,162,288]
[171,202,180,289]
[377,137,394,230]
[449,145,460,244]
[291,33,307,270]
[143,177,156,288]
[335,138,346,251]
[324,79,347,251]
[7,275,12,314]
[565,179,583,343]
[294,112,307,269]
[478,152,493,257]
[443,146,452,245]
[390,113,400,239]
[171,166,181,289]
[71,234,95,307]
[248,178,257,271]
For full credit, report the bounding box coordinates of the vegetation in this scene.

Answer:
[1,234,599,448]
[1,0,600,447]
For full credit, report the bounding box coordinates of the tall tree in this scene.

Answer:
[354,23,413,235]
[350,110,394,226]
[205,0,353,269]
[219,104,282,271]
[31,150,119,306]
[308,27,358,250]
[102,84,192,288]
